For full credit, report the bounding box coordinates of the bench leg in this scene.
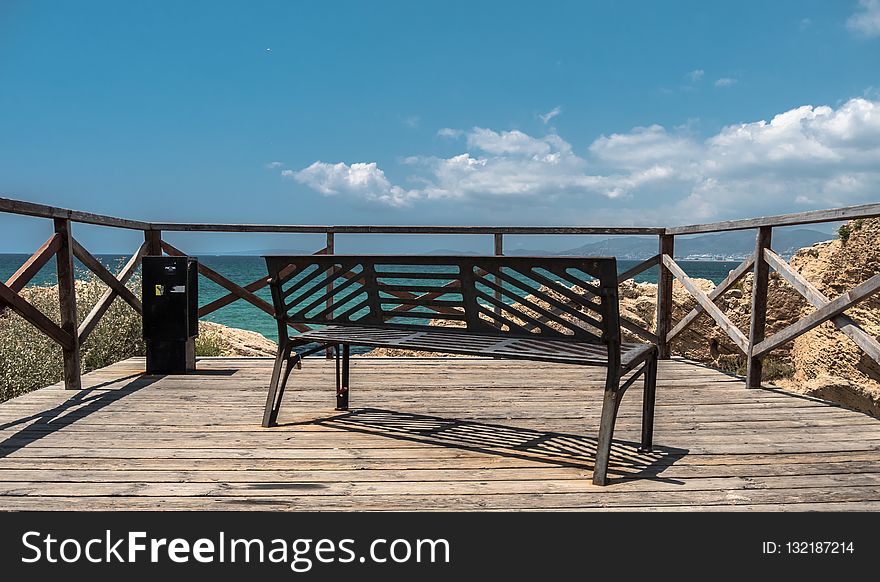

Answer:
[593,372,621,486]
[639,353,658,453]
[336,343,350,410]
[262,342,292,428]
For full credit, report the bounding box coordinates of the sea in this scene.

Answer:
[0,255,740,342]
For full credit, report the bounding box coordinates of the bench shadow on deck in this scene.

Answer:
[0,356,879,511]
[306,409,684,482]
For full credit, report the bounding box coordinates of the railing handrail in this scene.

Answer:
[0,197,151,231]
[666,202,880,235]
[2,193,880,393]
[4,195,880,235]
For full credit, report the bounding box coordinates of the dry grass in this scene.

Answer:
[0,273,144,403]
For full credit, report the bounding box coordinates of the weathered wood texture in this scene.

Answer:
[71,239,142,314]
[0,197,151,230]
[662,254,748,352]
[666,202,880,235]
[3,233,61,293]
[0,357,877,511]
[763,249,880,364]
[667,255,754,342]
[151,224,667,235]
[77,242,147,344]
[656,238,674,359]
[162,240,276,317]
[753,271,880,358]
[53,219,81,390]
[746,227,772,388]
[5,195,879,235]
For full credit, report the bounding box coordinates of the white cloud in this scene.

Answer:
[465,127,571,157]
[539,106,562,124]
[402,115,420,128]
[686,69,704,82]
[799,17,812,30]
[286,97,880,221]
[714,77,737,88]
[437,128,464,139]
[265,161,284,169]
[288,161,419,207]
[589,125,701,168]
[848,0,880,37]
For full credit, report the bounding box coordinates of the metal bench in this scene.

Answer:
[261,255,658,485]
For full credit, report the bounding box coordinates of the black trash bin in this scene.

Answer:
[142,256,198,374]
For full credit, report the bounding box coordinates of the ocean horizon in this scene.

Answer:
[1,254,740,341]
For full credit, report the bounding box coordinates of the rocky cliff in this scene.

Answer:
[198,321,278,357]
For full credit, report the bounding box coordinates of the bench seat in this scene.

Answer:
[261,254,659,486]
[295,324,655,369]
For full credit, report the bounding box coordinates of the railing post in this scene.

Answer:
[54,218,81,390]
[326,231,335,359]
[656,234,674,359]
[746,226,772,388]
[144,229,162,255]
[493,233,503,316]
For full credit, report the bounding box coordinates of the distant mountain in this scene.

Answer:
[223,248,314,256]
[507,248,558,256]
[219,229,833,261]
[424,249,480,256]
[558,228,833,260]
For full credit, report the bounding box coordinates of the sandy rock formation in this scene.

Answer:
[198,321,277,357]
[776,219,880,416]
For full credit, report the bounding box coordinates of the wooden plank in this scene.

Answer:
[0,280,73,348]
[2,356,879,511]
[617,254,659,284]
[71,238,142,313]
[662,254,749,353]
[144,229,162,255]
[667,254,754,342]
[620,317,657,343]
[656,238,674,358]
[4,233,62,292]
[0,233,62,317]
[0,497,878,512]
[667,202,880,235]
[746,227,772,387]
[493,233,503,317]
[199,275,270,317]
[150,223,666,235]
[161,240,275,317]
[0,196,151,230]
[753,271,880,358]
[78,242,147,343]
[763,249,880,364]
[53,218,81,389]
[325,232,335,358]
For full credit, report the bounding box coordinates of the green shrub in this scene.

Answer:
[195,334,224,357]
[0,273,144,403]
[836,219,864,245]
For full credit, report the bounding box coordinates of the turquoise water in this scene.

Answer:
[0,254,740,341]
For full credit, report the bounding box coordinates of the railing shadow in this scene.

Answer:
[297,407,689,484]
[0,374,162,458]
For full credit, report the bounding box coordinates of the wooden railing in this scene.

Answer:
[2,195,879,391]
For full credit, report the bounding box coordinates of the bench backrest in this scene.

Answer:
[264,255,621,346]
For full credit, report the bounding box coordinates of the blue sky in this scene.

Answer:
[1,0,879,253]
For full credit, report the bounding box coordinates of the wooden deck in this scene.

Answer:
[1,356,879,511]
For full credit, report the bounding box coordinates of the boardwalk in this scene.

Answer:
[0,356,879,511]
